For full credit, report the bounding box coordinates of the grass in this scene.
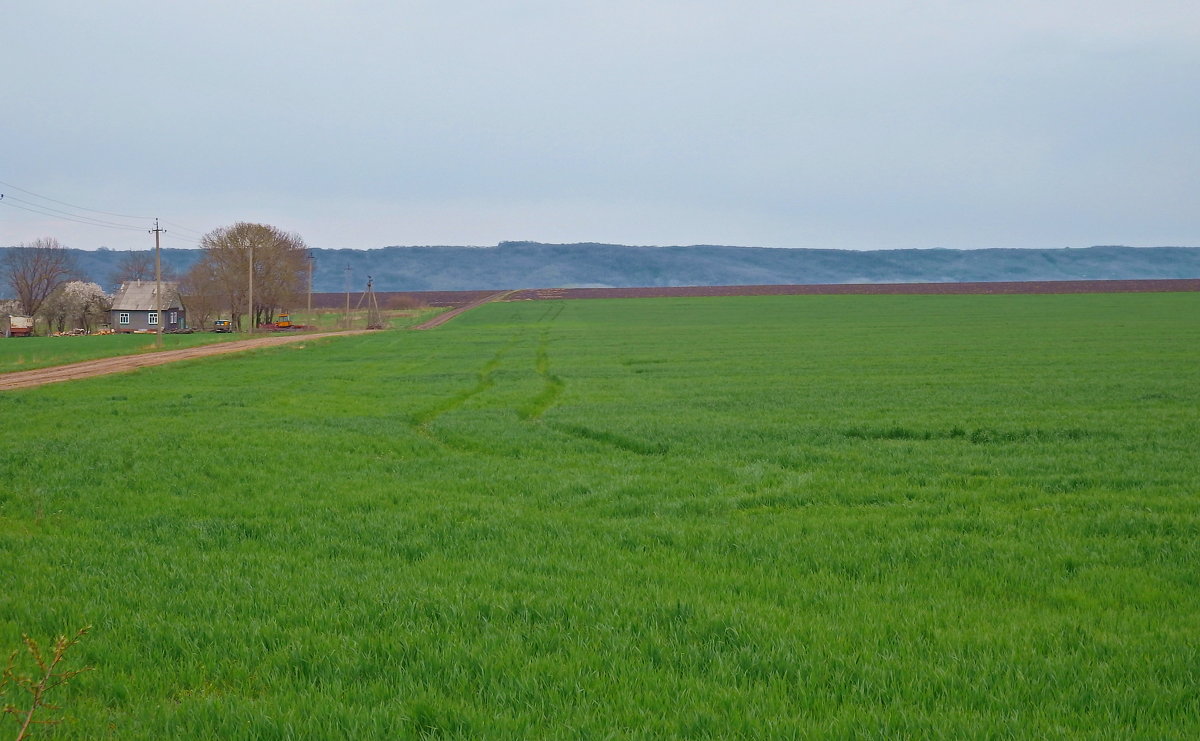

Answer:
[288,306,443,332]
[0,292,1197,737]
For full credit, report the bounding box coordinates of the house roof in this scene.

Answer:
[111,281,184,311]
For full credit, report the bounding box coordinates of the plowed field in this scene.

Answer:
[505,278,1200,301]
[322,278,1199,309]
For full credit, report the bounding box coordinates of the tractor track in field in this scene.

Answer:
[0,330,374,392]
[411,300,568,453]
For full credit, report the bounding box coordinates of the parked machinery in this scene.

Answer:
[3,315,33,338]
[263,313,308,331]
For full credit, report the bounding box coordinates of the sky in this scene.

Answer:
[2,0,1198,252]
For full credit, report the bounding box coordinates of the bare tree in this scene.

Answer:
[192,223,308,330]
[2,238,77,317]
[108,251,176,296]
[109,250,155,287]
[177,260,221,330]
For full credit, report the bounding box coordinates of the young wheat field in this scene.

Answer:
[1,293,1198,738]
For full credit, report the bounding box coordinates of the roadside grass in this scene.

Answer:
[0,308,441,374]
[0,333,242,374]
[1,292,1197,737]
[287,307,443,332]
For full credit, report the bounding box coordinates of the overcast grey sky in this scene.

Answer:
[2,0,1197,251]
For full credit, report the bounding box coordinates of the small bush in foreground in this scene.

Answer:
[1,627,92,740]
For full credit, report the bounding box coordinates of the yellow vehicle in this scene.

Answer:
[264,313,306,331]
[212,319,233,333]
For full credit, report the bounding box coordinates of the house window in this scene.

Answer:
[169,311,178,325]
[148,312,158,326]
[118,312,130,325]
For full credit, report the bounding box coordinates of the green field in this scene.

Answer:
[1,293,1198,738]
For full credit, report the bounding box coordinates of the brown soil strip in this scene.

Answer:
[318,279,1199,309]
[0,330,373,392]
[503,279,1200,301]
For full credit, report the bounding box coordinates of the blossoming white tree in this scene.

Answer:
[39,281,111,333]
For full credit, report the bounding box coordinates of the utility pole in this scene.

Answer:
[365,275,383,329]
[343,264,351,330]
[247,241,254,334]
[151,218,165,348]
[307,251,315,315]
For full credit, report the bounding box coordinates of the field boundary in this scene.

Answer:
[411,291,515,329]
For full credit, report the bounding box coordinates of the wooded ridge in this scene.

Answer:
[3,242,1198,293]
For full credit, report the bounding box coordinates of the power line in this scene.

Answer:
[0,180,209,242]
[0,178,153,219]
[0,196,148,232]
[1,193,146,230]
[162,232,201,247]
[158,219,206,237]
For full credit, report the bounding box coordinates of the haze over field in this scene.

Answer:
[2,1,1198,252]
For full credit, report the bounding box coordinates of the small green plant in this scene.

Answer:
[1,627,92,741]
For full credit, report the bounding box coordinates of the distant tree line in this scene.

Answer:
[8,241,1200,303]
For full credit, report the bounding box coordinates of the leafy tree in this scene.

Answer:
[190,223,308,330]
[2,238,77,317]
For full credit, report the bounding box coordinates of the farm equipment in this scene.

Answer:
[212,319,233,333]
[264,313,309,331]
[3,315,33,338]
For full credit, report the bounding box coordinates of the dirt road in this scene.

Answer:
[412,291,513,329]
[0,330,373,392]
